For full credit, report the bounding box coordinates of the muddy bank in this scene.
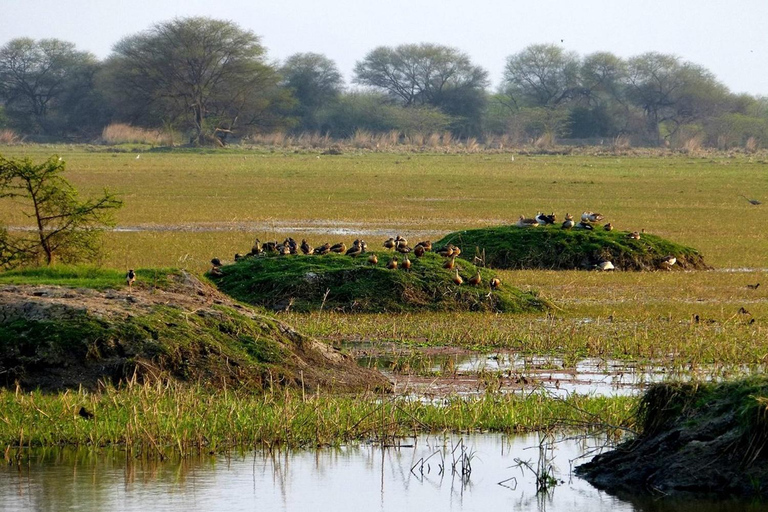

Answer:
[0,271,390,393]
[576,379,768,498]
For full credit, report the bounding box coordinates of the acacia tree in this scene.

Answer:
[0,38,98,135]
[0,155,122,267]
[502,44,581,108]
[353,43,488,135]
[105,17,286,145]
[281,53,344,131]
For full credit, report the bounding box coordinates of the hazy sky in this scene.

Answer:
[2,0,766,95]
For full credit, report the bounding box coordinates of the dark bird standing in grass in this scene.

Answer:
[387,256,398,270]
[313,243,331,255]
[126,269,136,289]
[414,244,426,257]
[402,255,412,271]
[346,240,363,257]
[740,195,762,205]
[330,242,347,254]
[747,283,760,290]
[468,271,482,286]
[78,406,94,420]
[443,256,456,270]
[300,239,313,255]
[452,269,463,285]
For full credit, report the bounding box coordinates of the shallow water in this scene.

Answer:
[2,434,762,512]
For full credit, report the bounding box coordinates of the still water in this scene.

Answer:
[2,434,763,512]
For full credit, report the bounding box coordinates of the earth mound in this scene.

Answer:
[435,225,709,271]
[209,252,550,313]
[0,270,390,392]
[577,379,768,498]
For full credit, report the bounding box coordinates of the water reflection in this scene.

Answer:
[0,435,763,512]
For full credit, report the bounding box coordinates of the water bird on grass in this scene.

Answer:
[402,255,412,271]
[263,241,278,253]
[595,260,615,271]
[747,283,760,290]
[251,239,262,255]
[436,244,455,257]
[414,245,426,257]
[78,406,94,420]
[125,269,136,289]
[415,240,432,251]
[626,231,641,240]
[490,277,501,290]
[604,223,613,231]
[387,256,398,270]
[577,221,594,230]
[535,212,557,225]
[383,237,396,250]
[452,269,464,285]
[396,243,412,254]
[562,213,575,229]
[346,240,363,257]
[582,212,604,222]
[659,255,677,269]
[516,215,539,227]
[300,239,313,255]
[330,242,347,254]
[313,243,331,255]
[443,256,456,269]
[468,271,482,285]
[368,253,378,265]
[395,235,408,247]
[740,195,762,205]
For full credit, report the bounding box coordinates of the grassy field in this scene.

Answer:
[0,145,766,271]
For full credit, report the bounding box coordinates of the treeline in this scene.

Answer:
[0,16,766,148]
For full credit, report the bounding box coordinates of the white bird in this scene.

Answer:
[595,261,615,271]
[516,215,539,227]
[136,154,141,160]
[660,255,677,269]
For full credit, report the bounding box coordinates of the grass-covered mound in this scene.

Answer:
[209,252,549,313]
[436,225,708,271]
[577,378,768,498]
[0,267,389,392]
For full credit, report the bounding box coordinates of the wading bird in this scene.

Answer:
[126,269,136,289]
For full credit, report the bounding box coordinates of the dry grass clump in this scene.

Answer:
[0,129,21,144]
[101,123,175,146]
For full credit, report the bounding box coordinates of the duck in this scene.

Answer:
[581,212,593,222]
[588,212,604,222]
[443,256,456,270]
[210,257,222,268]
[330,242,347,254]
[516,215,539,227]
[251,239,262,255]
[603,223,613,231]
[368,253,378,265]
[402,255,412,271]
[313,243,331,255]
[626,231,641,240]
[436,244,454,257]
[126,269,136,289]
[414,245,426,257]
[346,241,363,257]
[415,240,432,251]
[387,256,398,270]
[360,240,368,253]
[451,246,462,257]
[595,260,615,271]
[395,235,408,247]
[263,241,278,253]
[234,253,244,262]
[659,255,677,269]
[562,213,575,229]
[577,221,594,230]
[278,244,291,256]
[490,278,501,290]
[396,244,412,254]
[452,269,463,285]
[300,239,313,255]
[383,237,396,250]
[468,271,482,286]
[535,212,557,225]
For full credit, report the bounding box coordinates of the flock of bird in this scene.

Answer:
[516,211,675,271]
[211,236,500,289]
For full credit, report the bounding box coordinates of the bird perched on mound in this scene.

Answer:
[383,237,396,250]
[452,269,463,285]
[443,255,456,269]
[659,255,677,269]
[436,244,455,257]
[415,240,432,251]
[300,239,313,255]
[346,240,363,257]
[387,256,398,269]
[516,215,539,227]
[582,212,604,222]
[490,278,501,290]
[211,257,222,268]
[396,243,412,254]
[604,223,613,231]
[313,243,331,255]
[262,242,278,253]
[126,269,136,289]
[468,271,482,286]
[250,239,262,255]
[535,212,557,225]
[330,242,347,254]
[402,255,412,271]
[368,253,378,265]
[576,221,594,230]
[414,245,426,257]
[562,213,575,230]
[626,231,641,240]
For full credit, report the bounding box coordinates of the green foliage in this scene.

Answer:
[210,252,549,313]
[104,17,287,145]
[281,52,344,132]
[436,225,708,271]
[0,154,122,267]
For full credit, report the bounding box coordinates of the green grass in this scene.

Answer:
[0,265,176,289]
[210,252,549,313]
[0,382,636,454]
[436,224,708,270]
